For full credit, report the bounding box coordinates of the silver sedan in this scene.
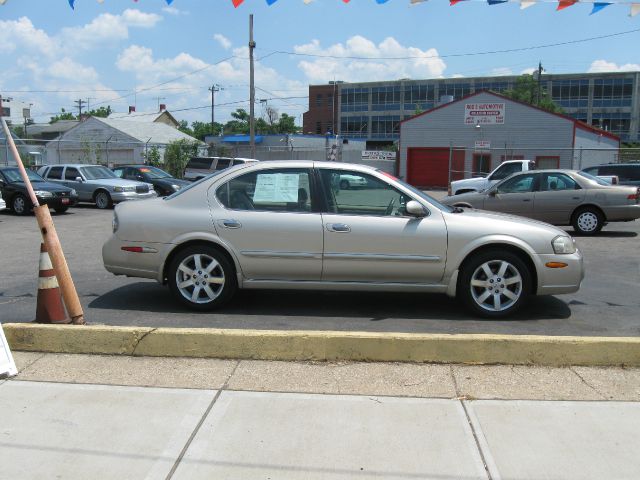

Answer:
[102,161,584,318]
[443,169,640,235]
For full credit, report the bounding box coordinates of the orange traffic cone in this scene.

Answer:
[35,243,70,324]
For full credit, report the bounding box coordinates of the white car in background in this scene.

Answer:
[0,191,6,211]
[337,174,368,189]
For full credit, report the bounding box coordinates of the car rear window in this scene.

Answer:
[215,159,232,170]
[48,166,64,179]
[186,158,214,169]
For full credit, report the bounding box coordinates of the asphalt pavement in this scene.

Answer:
[1,201,639,336]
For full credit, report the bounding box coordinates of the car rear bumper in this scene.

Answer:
[102,235,169,281]
[603,204,640,222]
[535,249,584,295]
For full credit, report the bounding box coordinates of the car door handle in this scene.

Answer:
[327,223,351,233]
[572,197,580,200]
[218,219,242,229]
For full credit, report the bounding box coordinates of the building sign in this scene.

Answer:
[474,140,491,150]
[361,150,396,161]
[464,103,505,125]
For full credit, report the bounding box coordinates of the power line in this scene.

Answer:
[259,28,640,61]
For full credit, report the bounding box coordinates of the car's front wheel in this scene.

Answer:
[339,179,350,189]
[54,206,69,214]
[458,250,531,318]
[168,245,237,311]
[94,190,113,209]
[12,194,30,216]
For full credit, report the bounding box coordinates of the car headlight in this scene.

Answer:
[171,184,181,191]
[70,189,77,196]
[112,211,119,233]
[34,190,53,198]
[552,235,576,254]
[114,186,135,192]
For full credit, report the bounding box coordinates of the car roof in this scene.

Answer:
[41,164,106,168]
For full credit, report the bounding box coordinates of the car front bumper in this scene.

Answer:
[535,249,584,295]
[111,191,157,203]
[38,195,79,209]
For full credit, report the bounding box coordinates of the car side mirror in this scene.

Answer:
[405,200,427,217]
[75,176,83,183]
[488,190,497,197]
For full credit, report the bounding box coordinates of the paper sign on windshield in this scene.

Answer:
[0,324,17,377]
[253,174,299,202]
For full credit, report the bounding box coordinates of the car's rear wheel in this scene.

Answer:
[12,194,30,216]
[458,250,531,318]
[168,245,237,311]
[339,179,350,189]
[94,190,113,209]
[572,207,603,235]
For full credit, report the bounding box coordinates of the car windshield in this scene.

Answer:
[2,168,45,183]
[138,166,171,179]
[576,171,611,186]
[378,171,455,213]
[164,171,226,200]
[81,166,117,180]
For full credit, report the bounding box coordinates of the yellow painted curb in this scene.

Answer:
[3,323,640,367]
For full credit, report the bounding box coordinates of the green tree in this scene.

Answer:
[163,139,200,178]
[143,145,162,167]
[275,113,298,134]
[87,106,112,118]
[50,108,76,123]
[502,75,563,114]
[223,109,250,135]
[177,120,194,137]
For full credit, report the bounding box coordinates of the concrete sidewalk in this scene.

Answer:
[2,353,640,479]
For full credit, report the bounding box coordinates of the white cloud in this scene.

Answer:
[490,67,513,76]
[60,9,161,50]
[214,34,232,50]
[588,60,640,73]
[520,67,536,75]
[48,58,99,83]
[0,17,57,56]
[162,6,188,15]
[293,35,446,83]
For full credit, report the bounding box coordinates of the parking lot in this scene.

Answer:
[1,202,639,337]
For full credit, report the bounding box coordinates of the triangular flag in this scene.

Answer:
[590,2,611,14]
[343,0,351,3]
[232,0,244,7]
[557,0,577,10]
[631,3,640,16]
[520,0,536,8]
[69,0,75,8]
[450,0,463,5]
[488,0,508,4]
[166,0,174,4]
[376,0,391,3]
[266,0,278,4]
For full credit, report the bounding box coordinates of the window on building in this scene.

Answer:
[403,84,435,111]
[370,116,400,139]
[371,86,401,111]
[316,94,323,107]
[341,88,369,112]
[591,112,631,134]
[472,154,491,176]
[551,79,589,109]
[535,156,560,169]
[327,94,333,108]
[438,83,471,100]
[474,81,511,93]
[340,116,368,137]
[593,78,633,107]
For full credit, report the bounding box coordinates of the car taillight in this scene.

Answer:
[628,188,640,203]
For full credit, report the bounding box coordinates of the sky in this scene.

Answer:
[1,0,639,127]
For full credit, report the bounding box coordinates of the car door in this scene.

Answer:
[45,166,65,185]
[63,166,91,201]
[483,172,538,218]
[318,168,448,284]
[211,167,323,281]
[533,172,585,225]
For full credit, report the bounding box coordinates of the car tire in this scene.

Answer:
[572,207,603,235]
[458,249,531,319]
[339,179,350,190]
[94,190,113,209]
[153,186,165,197]
[55,206,69,214]
[12,194,30,216]
[168,245,237,311]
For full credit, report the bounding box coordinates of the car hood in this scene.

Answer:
[13,181,74,193]
[442,191,486,205]
[152,178,191,188]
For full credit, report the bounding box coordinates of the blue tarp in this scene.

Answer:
[222,135,264,143]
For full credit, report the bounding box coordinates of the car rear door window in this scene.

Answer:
[217,168,312,212]
[48,166,64,180]
[65,167,80,180]
[542,173,579,191]
[497,173,538,194]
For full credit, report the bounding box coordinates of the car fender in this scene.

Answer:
[158,231,245,285]
[446,234,542,293]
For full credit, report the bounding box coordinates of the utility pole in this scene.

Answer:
[86,97,95,115]
[249,14,256,158]
[74,99,87,118]
[209,85,221,135]
[536,61,543,106]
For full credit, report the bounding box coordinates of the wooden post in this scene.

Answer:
[1,117,84,325]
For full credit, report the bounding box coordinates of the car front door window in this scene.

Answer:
[496,174,536,194]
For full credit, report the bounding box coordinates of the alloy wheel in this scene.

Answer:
[577,211,599,233]
[470,259,523,312]
[175,253,225,304]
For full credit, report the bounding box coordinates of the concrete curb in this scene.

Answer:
[3,323,640,366]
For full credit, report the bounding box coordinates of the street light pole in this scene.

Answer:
[248,14,256,158]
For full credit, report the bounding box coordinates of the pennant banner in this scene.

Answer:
[557,0,577,9]
[590,1,612,12]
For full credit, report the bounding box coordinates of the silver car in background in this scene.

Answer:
[38,164,156,209]
[103,161,584,318]
[442,169,640,235]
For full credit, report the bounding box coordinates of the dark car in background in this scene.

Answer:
[112,165,190,196]
[581,163,640,187]
[183,156,258,182]
[0,167,78,215]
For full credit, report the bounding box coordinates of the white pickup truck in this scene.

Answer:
[449,159,535,195]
